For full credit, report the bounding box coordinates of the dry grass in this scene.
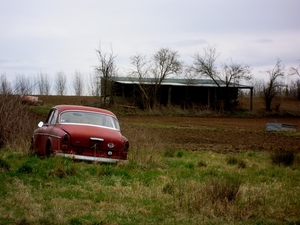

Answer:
[1,145,300,224]
[0,94,36,150]
[0,95,300,224]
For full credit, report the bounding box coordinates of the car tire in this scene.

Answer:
[46,141,52,157]
[30,138,34,151]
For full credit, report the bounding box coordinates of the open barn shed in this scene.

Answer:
[105,77,253,110]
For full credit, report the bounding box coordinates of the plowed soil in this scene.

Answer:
[36,95,300,153]
[120,116,300,153]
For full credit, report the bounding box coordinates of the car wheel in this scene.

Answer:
[46,140,52,157]
[30,138,34,151]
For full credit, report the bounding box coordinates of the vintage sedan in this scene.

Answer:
[31,105,129,163]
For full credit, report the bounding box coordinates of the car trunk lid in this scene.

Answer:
[60,124,123,150]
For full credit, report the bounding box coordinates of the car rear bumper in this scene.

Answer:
[55,153,128,163]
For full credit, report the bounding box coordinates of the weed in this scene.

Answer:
[271,149,296,166]
[48,157,77,178]
[237,159,247,168]
[197,160,207,167]
[205,175,242,203]
[175,150,186,158]
[227,155,238,165]
[162,182,175,195]
[0,158,10,171]
[17,164,33,174]
[98,164,130,179]
[0,94,36,149]
[163,147,176,157]
[226,155,247,168]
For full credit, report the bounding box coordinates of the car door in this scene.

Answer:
[36,109,58,155]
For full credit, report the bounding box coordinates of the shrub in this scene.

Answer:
[197,160,207,167]
[237,159,247,168]
[175,150,186,158]
[163,147,176,157]
[226,155,238,165]
[162,182,175,195]
[0,158,10,171]
[0,94,36,149]
[17,164,33,174]
[271,149,296,166]
[205,175,241,202]
[226,155,247,168]
[48,158,77,178]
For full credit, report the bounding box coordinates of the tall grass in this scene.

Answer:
[0,94,36,150]
[1,96,300,224]
[271,149,297,166]
[1,149,299,224]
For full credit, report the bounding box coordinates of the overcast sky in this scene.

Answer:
[1,0,299,89]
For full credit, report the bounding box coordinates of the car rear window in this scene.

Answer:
[59,111,120,130]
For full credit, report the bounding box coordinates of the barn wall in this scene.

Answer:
[113,82,240,109]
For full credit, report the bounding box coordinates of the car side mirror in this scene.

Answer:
[38,121,44,128]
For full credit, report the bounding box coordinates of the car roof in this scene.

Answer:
[53,105,117,117]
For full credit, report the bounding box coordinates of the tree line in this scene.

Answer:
[1,45,299,111]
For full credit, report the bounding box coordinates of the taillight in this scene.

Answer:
[62,133,69,144]
[124,140,129,151]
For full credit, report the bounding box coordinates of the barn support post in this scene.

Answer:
[168,86,172,106]
[250,87,253,111]
[207,88,210,108]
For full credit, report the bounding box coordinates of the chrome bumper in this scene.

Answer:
[55,153,128,163]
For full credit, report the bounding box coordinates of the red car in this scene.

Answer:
[31,105,129,163]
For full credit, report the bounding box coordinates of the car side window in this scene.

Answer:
[45,110,54,124]
[46,109,58,125]
[49,109,58,124]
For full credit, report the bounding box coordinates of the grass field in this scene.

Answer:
[1,147,300,225]
[0,95,300,224]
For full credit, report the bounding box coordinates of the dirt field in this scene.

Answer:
[36,95,300,153]
[120,116,300,153]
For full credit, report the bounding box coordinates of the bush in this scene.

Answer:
[197,160,207,167]
[271,149,296,166]
[163,147,176,157]
[226,155,238,165]
[226,155,247,168]
[0,94,36,149]
[0,158,10,171]
[205,175,241,202]
[48,158,77,178]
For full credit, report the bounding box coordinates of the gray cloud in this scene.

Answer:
[0,0,299,83]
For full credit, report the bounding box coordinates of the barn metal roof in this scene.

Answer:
[112,77,253,89]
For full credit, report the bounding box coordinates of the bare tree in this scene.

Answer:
[37,72,51,95]
[250,78,265,97]
[192,45,252,110]
[151,48,182,105]
[73,70,84,96]
[129,54,153,110]
[14,74,33,95]
[290,62,300,77]
[0,74,12,94]
[222,59,252,109]
[95,43,117,105]
[262,58,285,111]
[288,62,300,100]
[288,79,300,100]
[192,45,219,82]
[128,48,182,110]
[87,71,101,97]
[55,71,67,95]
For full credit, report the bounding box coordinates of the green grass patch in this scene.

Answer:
[29,104,54,117]
[0,149,299,224]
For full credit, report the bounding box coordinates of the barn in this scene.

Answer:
[104,77,253,110]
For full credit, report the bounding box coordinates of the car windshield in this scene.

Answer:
[59,111,120,130]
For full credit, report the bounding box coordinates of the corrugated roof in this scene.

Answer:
[111,77,253,89]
